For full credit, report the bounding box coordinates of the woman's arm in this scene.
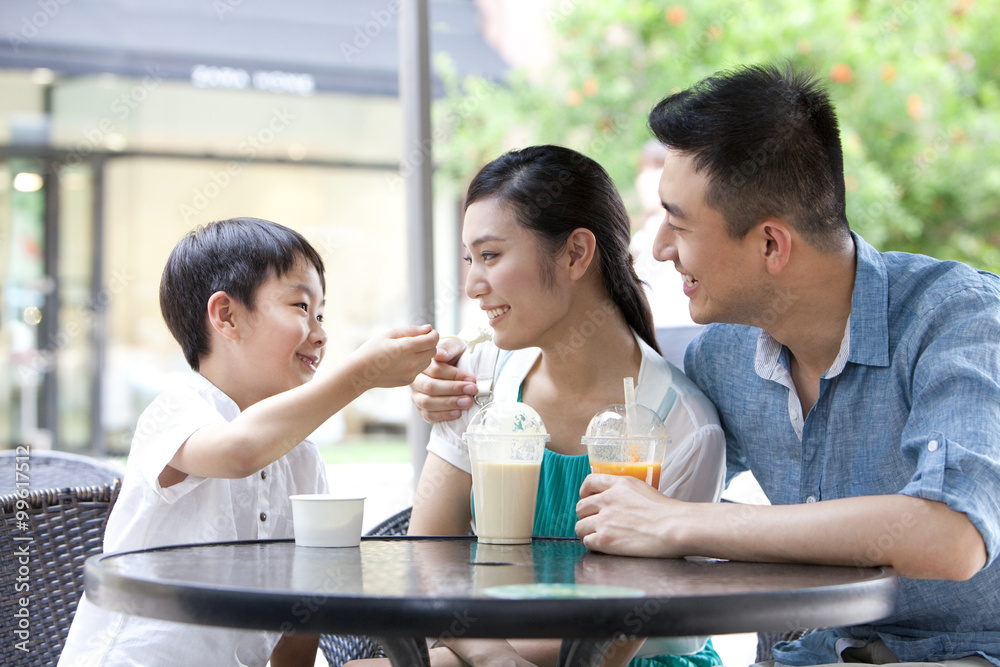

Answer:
[409,454,534,666]
[270,633,319,667]
[658,423,726,503]
[409,453,474,536]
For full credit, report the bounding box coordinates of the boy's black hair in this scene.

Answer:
[648,62,849,251]
[159,217,326,371]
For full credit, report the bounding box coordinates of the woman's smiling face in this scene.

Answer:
[463,198,570,351]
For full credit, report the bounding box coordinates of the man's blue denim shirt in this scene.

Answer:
[685,233,1000,665]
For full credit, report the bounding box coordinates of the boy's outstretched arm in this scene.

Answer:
[162,325,439,484]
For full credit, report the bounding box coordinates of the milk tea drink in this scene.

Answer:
[471,460,542,544]
[464,402,550,545]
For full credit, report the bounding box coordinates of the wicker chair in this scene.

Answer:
[0,449,122,495]
[319,507,413,666]
[0,480,121,667]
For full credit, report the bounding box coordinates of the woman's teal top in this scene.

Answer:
[530,448,722,667]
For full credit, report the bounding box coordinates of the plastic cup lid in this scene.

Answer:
[580,403,670,443]
[463,401,551,442]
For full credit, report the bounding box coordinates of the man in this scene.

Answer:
[411,64,1000,666]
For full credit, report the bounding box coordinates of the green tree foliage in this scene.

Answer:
[435,0,999,272]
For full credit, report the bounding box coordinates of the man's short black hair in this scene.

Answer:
[648,62,850,250]
[159,217,325,370]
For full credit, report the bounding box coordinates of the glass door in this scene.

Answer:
[0,156,97,452]
[0,157,47,449]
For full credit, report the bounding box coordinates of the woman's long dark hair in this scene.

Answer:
[466,145,660,353]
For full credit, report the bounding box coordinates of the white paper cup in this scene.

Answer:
[289,495,365,547]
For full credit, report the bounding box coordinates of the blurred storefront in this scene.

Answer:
[0,0,506,453]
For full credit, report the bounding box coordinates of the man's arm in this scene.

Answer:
[576,475,986,581]
[410,337,478,423]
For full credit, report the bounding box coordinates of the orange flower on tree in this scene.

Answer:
[907,94,924,120]
[881,64,897,82]
[830,63,853,84]
[582,77,599,97]
[566,89,583,107]
[951,0,974,16]
[666,6,687,26]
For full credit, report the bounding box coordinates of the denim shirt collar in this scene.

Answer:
[754,231,888,381]
[848,231,890,368]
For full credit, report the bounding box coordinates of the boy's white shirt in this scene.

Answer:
[59,372,328,667]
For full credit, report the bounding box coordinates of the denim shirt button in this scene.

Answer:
[928,440,939,452]
[805,495,817,503]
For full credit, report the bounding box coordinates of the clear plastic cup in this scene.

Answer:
[464,402,550,544]
[581,404,670,488]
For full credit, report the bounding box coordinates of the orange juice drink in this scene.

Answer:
[589,461,661,488]
[582,403,671,491]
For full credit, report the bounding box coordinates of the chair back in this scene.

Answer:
[0,481,121,667]
[0,449,122,495]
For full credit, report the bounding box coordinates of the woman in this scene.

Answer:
[410,145,726,667]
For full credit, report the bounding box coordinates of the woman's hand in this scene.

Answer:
[410,337,478,422]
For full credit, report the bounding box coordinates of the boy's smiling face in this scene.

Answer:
[236,257,327,403]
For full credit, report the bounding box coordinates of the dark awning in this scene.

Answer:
[0,0,507,96]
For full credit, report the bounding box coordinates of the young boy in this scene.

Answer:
[58,217,439,667]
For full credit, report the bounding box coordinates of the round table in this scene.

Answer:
[86,537,898,666]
